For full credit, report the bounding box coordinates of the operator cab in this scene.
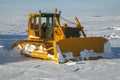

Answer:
[40,12,60,39]
[40,12,60,27]
[28,11,60,40]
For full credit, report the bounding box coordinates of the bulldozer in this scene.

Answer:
[12,9,112,63]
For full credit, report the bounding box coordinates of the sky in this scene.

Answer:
[0,0,120,16]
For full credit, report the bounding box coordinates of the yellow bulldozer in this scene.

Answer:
[12,9,112,63]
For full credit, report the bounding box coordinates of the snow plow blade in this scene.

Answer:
[57,37,108,56]
[55,37,109,62]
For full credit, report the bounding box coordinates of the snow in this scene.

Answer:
[37,45,46,52]
[0,45,9,56]
[23,44,36,54]
[103,41,114,58]
[12,44,22,55]
[29,35,39,38]
[48,54,54,59]
[0,16,120,80]
[104,33,120,39]
[65,61,77,66]
[102,27,120,31]
[64,52,74,60]
[0,16,27,35]
[56,44,65,63]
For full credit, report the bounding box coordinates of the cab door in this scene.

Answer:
[28,14,42,39]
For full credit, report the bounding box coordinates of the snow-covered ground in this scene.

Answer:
[0,16,120,80]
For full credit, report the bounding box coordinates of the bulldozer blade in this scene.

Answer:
[56,37,108,58]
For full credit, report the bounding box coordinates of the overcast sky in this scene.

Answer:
[0,0,120,16]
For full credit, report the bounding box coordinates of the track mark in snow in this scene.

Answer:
[33,65,41,68]
[73,68,79,72]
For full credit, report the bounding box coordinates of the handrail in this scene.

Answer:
[75,17,87,37]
